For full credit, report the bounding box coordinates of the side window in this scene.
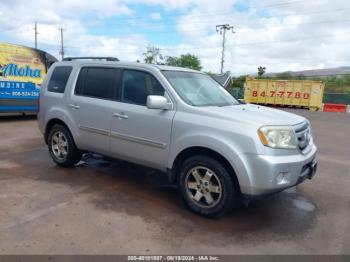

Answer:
[120,70,165,105]
[75,67,117,100]
[47,66,72,93]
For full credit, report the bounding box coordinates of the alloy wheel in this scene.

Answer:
[185,166,223,208]
[51,131,68,160]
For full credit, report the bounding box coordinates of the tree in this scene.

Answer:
[257,66,266,78]
[165,56,179,67]
[165,54,202,71]
[143,46,163,64]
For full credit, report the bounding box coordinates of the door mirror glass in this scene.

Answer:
[147,95,171,110]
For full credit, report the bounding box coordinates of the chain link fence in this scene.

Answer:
[323,93,350,104]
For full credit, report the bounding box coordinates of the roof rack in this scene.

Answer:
[63,57,119,62]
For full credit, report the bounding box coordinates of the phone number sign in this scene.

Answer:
[252,90,310,99]
[0,80,39,99]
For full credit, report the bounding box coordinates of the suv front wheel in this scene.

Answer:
[179,155,238,218]
[48,124,82,167]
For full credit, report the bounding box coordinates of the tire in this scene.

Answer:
[178,155,238,218]
[47,124,82,167]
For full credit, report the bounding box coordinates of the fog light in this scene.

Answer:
[276,172,290,185]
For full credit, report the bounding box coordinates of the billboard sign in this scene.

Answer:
[0,43,56,113]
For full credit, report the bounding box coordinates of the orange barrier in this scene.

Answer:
[323,103,347,113]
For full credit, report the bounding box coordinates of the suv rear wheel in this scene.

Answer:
[48,124,82,167]
[179,155,238,218]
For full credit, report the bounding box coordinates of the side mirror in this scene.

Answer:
[147,95,172,110]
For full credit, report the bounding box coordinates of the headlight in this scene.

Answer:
[258,126,297,149]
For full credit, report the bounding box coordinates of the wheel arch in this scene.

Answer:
[44,118,71,144]
[169,146,241,193]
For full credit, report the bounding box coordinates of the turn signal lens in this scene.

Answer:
[258,129,268,146]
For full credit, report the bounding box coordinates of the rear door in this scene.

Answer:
[69,66,120,155]
[110,69,175,170]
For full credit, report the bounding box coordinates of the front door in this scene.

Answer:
[110,69,175,170]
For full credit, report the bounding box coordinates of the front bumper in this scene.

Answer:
[238,144,317,196]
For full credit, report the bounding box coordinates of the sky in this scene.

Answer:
[0,0,349,75]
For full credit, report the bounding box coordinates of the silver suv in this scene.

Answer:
[38,57,317,217]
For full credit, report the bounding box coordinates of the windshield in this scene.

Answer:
[162,70,239,107]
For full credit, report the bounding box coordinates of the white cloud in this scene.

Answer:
[0,0,349,75]
[150,12,162,20]
[169,0,350,74]
[69,34,148,61]
[125,0,196,10]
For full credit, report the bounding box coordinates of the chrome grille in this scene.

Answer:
[294,121,311,152]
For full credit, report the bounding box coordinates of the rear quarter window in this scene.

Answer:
[47,66,73,93]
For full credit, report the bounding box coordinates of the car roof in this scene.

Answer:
[54,60,202,73]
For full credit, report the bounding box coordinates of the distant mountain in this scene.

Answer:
[264,66,350,78]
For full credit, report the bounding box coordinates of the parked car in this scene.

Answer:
[38,57,317,217]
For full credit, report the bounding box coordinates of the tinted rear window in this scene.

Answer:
[47,66,72,93]
[75,67,117,100]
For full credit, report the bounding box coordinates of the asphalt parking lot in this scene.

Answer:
[0,110,349,255]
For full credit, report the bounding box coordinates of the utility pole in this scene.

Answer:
[59,28,65,60]
[34,22,38,49]
[216,24,235,74]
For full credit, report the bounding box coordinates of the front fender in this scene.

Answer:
[168,134,254,192]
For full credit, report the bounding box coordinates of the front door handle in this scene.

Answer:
[113,112,128,119]
[69,104,80,109]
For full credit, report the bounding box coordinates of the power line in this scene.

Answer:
[85,0,308,25]
[253,0,306,9]
[65,30,350,56]
[99,5,350,29]
[94,16,350,36]
[181,18,350,35]
[160,31,350,51]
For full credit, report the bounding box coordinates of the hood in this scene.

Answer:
[198,104,306,127]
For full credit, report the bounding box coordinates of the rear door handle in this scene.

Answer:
[113,112,128,119]
[69,104,80,109]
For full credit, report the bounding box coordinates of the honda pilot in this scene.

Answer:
[38,57,317,217]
